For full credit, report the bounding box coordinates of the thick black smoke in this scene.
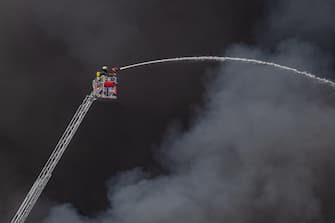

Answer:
[261,0,335,49]
[42,0,335,223]
[0,0,264,222]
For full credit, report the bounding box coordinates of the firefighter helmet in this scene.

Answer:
[102,66,108,72]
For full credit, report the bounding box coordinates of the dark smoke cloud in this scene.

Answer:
[42,0,335,222]
[2,0,335,222]
[0,0,265,221]
[261,0,335,48]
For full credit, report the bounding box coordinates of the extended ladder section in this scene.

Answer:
[11,93,96,223]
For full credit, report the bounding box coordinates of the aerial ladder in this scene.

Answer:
[10,67,119,223]
[10,93,96,223]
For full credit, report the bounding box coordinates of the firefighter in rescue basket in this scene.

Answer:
[92,66,120,99]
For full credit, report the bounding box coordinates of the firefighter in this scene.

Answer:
[96,71,101,80]
[109,67,119,96]
[100,66,109,81]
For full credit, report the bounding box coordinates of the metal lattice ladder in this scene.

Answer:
[11,93,96,223]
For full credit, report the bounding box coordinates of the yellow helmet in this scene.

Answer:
[96,71,101,77]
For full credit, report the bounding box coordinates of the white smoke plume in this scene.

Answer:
[42,0,335,222]
[44,45,335,223]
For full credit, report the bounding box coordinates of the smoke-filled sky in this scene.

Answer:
[1,0,335,222]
